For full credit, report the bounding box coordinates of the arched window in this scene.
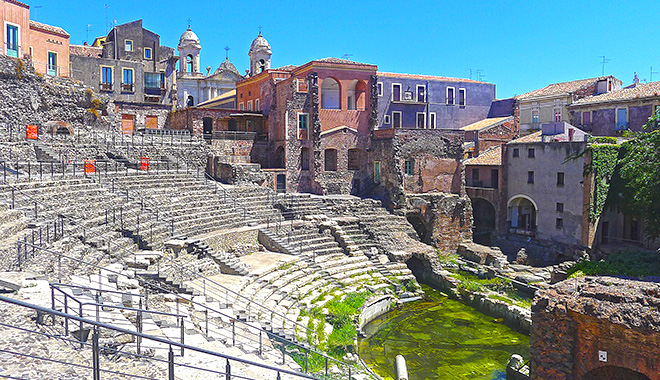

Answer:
[324,149,337,171]
[259,59,266,73]
[186,55,193,73]
[355,80,367,110]
[187,95,194,107]
[321,78,340,109]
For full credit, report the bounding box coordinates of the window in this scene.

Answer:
[122,68,134,91]
[301,147,310,170]
[247,100,253,111]
[582,111,591,125]
[392,83,401,101]
[6,24,19,57]
[374,161,381,184]
[348,149,361,170]
[532,110,539,124]
[186,95,194,107]
[186,55,193,73]
[246,120,253,132]
[405,160,414,175]
[239,103,244,110]
[297,113,308,139]
[528,148,535,158]
[429,112,436,129]
[255,99,260,111]
[416,112,426,128]
[47,52,57,76]
[145,73,161,88]
[324,149,337,171]
[512,148,519,157]
[416,85,426,102]
[392,111,402,128]
[527,171,534,184]
[248,91,251,96]
[556,218,564,229]
[384,115,391,125]
[616,108,628,130]
[101,66,113,90]
[144,47,152,59]
[377,82,383,97]
[491,169,499,189]
[556,202,564,213]
[472,168,479,182]
[554,108,561,122]
[458,88,466,107]
[321,78,340,109]
[446,87,455,105]
[557,172,565,186]
[125,40,133,52]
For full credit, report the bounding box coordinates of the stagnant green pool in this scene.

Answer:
[358,285,530,380]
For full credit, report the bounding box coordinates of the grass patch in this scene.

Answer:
[567,250,660,278]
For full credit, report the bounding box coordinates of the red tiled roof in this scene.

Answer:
[5,0,29,9]
[464,145,502,166]
[461,116,513,131]
[571,81,660,106]
[378,71,489,84]
[69,44,102,57]
[29,20,69,37]
[508,131,542,144]
[516,76,613,100]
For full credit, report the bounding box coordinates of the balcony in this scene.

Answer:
[99,82,113,91]
[121,83,134,93]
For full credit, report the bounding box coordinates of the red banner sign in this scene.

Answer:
[26,124,38,140]
[140,157,151,171]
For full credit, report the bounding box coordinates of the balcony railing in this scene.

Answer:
[121,83,134,92]
[99,82,112,91]
[466,180,498,189]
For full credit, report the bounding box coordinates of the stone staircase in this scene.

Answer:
[188,238,249,276]
[260,226,346,257]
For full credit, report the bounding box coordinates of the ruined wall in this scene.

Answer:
[0,55,114,129]
[114,101,170,130]
[532,276,660,380]
[372,129,464,206]
[404,192,473,254]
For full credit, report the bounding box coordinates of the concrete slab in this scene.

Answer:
[0,272,45,291]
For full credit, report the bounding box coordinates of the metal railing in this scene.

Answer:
[0,294,332,380]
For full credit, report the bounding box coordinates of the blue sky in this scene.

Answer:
[34,0,660,98]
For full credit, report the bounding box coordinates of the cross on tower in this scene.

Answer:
[187,18,192,28]
[258,25,263,35]
[224,45,230,59]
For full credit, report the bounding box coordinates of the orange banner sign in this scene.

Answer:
[140,157,151,171]
[84,160,96,174]
[26,124,38,140]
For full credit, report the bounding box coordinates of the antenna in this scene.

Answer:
[86,24,92,44]
[469,69,473,80]
[600,56,610,76]
[32,5,42,20]
[224,45,230,60]
[476,69,485,82]
[651,66,658,82]
[104,4,109,34]
[342,54,353,60]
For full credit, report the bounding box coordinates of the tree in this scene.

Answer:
[616,115,660,240]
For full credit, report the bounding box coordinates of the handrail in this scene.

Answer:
[0,294,329,380]
[16,240,348,373]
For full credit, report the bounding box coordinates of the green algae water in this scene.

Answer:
[358,285,530,380]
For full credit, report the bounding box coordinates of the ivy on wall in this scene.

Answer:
[587,143,621,221]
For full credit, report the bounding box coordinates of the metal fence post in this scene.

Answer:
[180,316,185,356]
[92,327,100,380]
[168,346,175,380]
[225,359,231,380]
[232,319,235,346]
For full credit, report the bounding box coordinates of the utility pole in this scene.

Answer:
[600,56,610,76]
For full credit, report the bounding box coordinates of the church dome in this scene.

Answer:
[214,57,242,77]
[179,27,201,49]
[249,32,271,55]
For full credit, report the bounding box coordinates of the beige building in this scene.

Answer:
[516,76,621,133]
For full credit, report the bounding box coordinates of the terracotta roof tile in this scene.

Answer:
[508,131,542,144]
[460,116,513,131]
[29,20,69,37]
[571,81,660,106]
[379,72,489,84]
[69,44,102,57]
[464,145,502,166]
[516,76,613,100]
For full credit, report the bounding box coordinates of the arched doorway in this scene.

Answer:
[473,198,496,245]
[507,195,538,235]
[321,77,340,109]
[582,366,651,380]
[202,117,213,137]
[407,214,431,244]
